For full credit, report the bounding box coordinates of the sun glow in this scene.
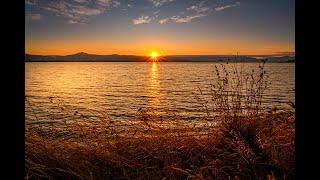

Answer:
[150,51,160,60]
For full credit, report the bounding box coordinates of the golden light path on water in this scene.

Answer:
[149,62,160,108]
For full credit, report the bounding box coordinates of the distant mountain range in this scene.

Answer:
[25,52,295,63]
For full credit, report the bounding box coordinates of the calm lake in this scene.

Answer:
[25,62,294,123]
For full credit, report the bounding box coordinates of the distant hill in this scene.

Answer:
[263,56,295,63]
[25,52,145,62]
[25,52,295,63]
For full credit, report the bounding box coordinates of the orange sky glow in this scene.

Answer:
[26,39,294,56]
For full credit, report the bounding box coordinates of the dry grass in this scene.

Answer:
[25,62,295,179]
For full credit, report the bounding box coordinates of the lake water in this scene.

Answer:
[25,62,294,123]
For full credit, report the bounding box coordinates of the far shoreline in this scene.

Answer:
[25,53,295,63]
[25,61,295,63]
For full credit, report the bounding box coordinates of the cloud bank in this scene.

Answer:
[27,0,242,25]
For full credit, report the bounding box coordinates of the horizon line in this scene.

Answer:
[25,52,295,57]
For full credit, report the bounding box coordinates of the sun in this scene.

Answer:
[150,51,160,60]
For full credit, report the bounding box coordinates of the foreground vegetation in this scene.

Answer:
[25,62,295,179]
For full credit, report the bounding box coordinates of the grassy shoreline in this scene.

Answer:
[26,110,294,179]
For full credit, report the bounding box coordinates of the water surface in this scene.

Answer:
[25,62,294,123]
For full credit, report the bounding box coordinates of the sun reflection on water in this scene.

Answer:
[149,62,160,108]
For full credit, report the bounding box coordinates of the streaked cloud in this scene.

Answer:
[186,1,209,14]
[170,14,204,23]
[68,19,78,24]
[215,2,240,11]
[72,0,88,4]
[26,0,37,5]
[41,0,120,24]
[159,1,208,24]
[43,2,102,24]
[133,15,152,25]
[112,1,121,7]
[149,0,174,7]
[96,0,111,6]
[96,0,120,7]
[159,18,169,24]
[72,7,103,16]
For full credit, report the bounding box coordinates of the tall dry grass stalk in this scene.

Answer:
[196,61,269,119]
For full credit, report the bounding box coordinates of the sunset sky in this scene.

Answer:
[25,0,295,56]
